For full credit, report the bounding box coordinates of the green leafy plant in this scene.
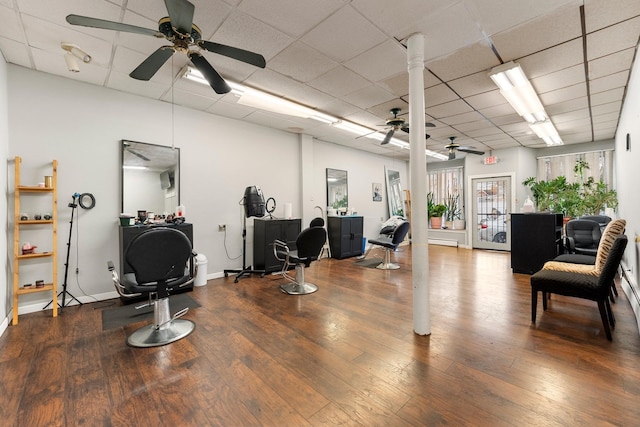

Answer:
[429,203,446,218]
[444,194,461,221]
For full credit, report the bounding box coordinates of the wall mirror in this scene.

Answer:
[121,140,180,215]
[385,167,404,217]
[326,168,348,214]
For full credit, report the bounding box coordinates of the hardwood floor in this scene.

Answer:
[2,244,640,426]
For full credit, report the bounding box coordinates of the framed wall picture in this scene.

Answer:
[372,182,382,202]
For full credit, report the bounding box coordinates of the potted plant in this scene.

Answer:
[429,203,446,229]
[444,194,461,229]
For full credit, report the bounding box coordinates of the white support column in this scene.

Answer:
[407,33,431,335]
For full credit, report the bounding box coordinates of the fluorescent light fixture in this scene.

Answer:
[530,120,563,146]
[182,66,339,124]
[122,165,149,170]
[181,66,449,159]
[489,61,562,145]
[489,62,547,124]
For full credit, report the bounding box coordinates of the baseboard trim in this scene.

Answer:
[428,238,459,247]
[620,261,640,335]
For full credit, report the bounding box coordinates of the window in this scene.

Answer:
[537,150,613,185]
[428,166,464,218]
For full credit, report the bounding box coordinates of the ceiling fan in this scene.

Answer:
[444,136,485,160]
[379,108,435,145]
[66,0,266,94]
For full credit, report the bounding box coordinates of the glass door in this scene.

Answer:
[472,176,511,250]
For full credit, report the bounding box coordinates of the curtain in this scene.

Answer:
[537,150,613,185]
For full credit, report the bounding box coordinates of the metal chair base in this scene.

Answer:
[280,282,318,295]
[376,261,400,270]
[375,248,400,269]
[126,297,195,348]
[127,319,195,348]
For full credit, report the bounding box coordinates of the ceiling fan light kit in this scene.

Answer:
[489,61,562,146]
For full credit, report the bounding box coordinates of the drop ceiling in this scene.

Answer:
[0,0,638,161]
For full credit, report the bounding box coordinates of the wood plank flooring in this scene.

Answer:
[2,244,640,426]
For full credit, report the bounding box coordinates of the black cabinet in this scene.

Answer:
[118,223,194,297]
[511,213,563,274]
[253,218,301,273]
[328,216,364,259]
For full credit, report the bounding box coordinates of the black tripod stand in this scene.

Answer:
[223,214,265,283]
[45,193,82,311]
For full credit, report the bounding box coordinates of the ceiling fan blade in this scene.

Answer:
[66,14,161,37]
[130,47,175,81]
[400,125,410,133]
[457,147,485,156]
[381,129,394,145]
[197,40,266,68]
[164,0,195,35]
[188,52,231,94]
[426,122,436,128]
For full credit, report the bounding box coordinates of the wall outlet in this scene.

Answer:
[218,224,226,232]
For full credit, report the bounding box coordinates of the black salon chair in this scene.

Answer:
[580,215,611,232]
[310,217,324,227]
[564,219,602,256]
[531,235,627,340]
[365,221,410,270]
[273,226,327,295]
[107,227,196,347]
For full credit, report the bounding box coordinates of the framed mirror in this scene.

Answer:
[326,168,348,214]
[385,167,404,217]
[121,140,180,215]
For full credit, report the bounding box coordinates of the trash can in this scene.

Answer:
[194,253,208,286]
[361,237,367,254]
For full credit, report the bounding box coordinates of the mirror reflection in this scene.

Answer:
[385,167,404,217]
[326,168,348,215]
[121,140,180,215]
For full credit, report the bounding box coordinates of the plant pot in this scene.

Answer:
[453,219,465,230]
[430,216,443,229]
[444,220,454,229]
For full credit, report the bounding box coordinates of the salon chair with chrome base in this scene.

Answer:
[362,220,410,270]
[273,226,326,295]
[107,227,196,347]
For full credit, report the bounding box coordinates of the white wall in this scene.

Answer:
[616,48,640,329]
[3,65,407,321]
[0,54,8,334]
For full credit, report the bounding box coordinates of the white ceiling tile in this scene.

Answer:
[587,16,640,61]
[238,0,345,38]
[490,114,524,126]
[516,39,583,79]
[424,84,459,108]
[426,99,474,119]
[448,71,497,98]
[590,70,630,94]
[342,85,395,110]
[301,5,386,63]
[539,83,587,105]
[427,41,500,81]
[592,119,618,131]
[588,48,635,79]
[245,68,336,109]
[550,109,590,124]
[344,40,407,83]
[161,87,215,110]
[491,2,582,60]
[531,64,585,94]
[115,11,166,56]
[307,66,370,97]
[0,36,31,67]
[379,71,440,97]
[479,103,519,119]
[545,97,588,115]
[592,111,620,124]
[268,41,338,83]
[107,70,168,99]
[211,10,293,61]
[18,0,122,29]
[584,0,640,32]
[438,111,484,126]
[591,100,622,116]
[0,5,24,44]
[453,119,495,133]
[465,90,506,110]
[591,87,625,106]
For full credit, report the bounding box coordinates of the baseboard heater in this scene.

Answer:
[428,238,458,247]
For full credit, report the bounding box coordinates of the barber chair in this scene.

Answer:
[531,235,627,340]
[309,217,324,227]
[364,221,410,270]
[580,215,611,232]
[563,219,602,256]
[273,226,327,295]
[107,227,196,347]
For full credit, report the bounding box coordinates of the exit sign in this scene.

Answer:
[483,156,498,165]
